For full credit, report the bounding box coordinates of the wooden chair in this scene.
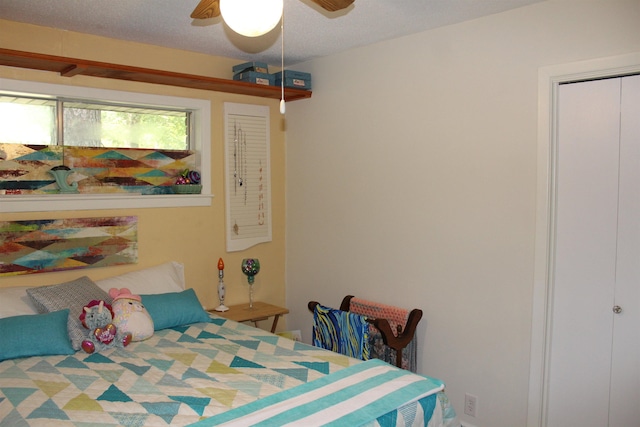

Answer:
[308,295,422,369]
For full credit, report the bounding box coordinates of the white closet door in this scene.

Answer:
[609,74,640,426]
[547,78,621,427]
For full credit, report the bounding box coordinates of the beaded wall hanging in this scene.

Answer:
[223,103,272,252]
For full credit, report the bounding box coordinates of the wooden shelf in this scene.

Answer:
[0,48,312,102]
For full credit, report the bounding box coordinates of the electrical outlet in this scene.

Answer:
[464,393,478,417]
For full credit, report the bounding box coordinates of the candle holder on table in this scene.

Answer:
[241,258,260,310]
[215,258,229,312]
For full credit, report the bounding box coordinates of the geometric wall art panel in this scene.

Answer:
[0,216,137,276]
[64,147,196,194]
[0,144,64,194]
[0,143,196,195]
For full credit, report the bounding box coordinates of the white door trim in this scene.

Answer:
[527,52,640,427]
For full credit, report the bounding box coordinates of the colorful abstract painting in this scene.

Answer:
[0,144,64,193]
[0,143,196,195]
[64,146,196,194]
[0,216,137,276]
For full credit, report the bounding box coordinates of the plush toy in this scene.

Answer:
[80,300,132,354]
[109,288,154,342]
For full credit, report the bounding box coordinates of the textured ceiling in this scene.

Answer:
[0,0,543,66]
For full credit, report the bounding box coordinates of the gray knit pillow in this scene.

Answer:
[27,276,113,350]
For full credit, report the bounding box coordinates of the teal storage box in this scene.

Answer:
[233,61,269,75]
[233,71,274,86]
[273,70,312,90]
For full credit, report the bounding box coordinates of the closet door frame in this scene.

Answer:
[527,52,640,427]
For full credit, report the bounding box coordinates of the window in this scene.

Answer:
[0,96,190,149]
[0,96,55,145]
[0,78,211,213]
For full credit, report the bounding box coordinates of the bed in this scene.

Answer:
[0,262,456,427]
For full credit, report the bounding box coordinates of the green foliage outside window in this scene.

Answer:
[0,95,190,150]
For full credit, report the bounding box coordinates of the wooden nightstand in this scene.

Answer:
[209,302,289,333]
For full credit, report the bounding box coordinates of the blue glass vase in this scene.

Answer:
[241,259,260,309]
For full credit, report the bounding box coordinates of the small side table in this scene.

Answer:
[209,302,289,333]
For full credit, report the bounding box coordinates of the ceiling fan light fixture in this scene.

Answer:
[220,0,283,37]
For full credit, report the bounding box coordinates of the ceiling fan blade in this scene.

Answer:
[190,0,220,19]
[309,0,355,12]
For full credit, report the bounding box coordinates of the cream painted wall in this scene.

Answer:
[0,20,288,329]
[284,1,640,426]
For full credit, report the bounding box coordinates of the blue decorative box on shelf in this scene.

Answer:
[232,61,269,75]
[233,71,274,86]
[273,70,312,90]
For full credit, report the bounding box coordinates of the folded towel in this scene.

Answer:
[349,297,417,372]
[312,304,370,361]
[349,297,409,336]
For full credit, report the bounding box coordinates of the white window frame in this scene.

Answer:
[0,78,212,213]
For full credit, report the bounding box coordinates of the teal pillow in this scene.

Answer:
[0,309,75,361]
[141,288,210,331]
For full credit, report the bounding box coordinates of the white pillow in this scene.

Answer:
[95,261,185,295]
[0,286,39,318]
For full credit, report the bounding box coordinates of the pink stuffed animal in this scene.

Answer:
[109,288,154,342]
[80,300,132,354]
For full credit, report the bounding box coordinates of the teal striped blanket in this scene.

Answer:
[189,359,445,427]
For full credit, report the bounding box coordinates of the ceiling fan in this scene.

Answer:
[190,0,355,20]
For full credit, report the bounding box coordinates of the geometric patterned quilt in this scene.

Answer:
[190,359,445,427]
[0,316,361,427]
